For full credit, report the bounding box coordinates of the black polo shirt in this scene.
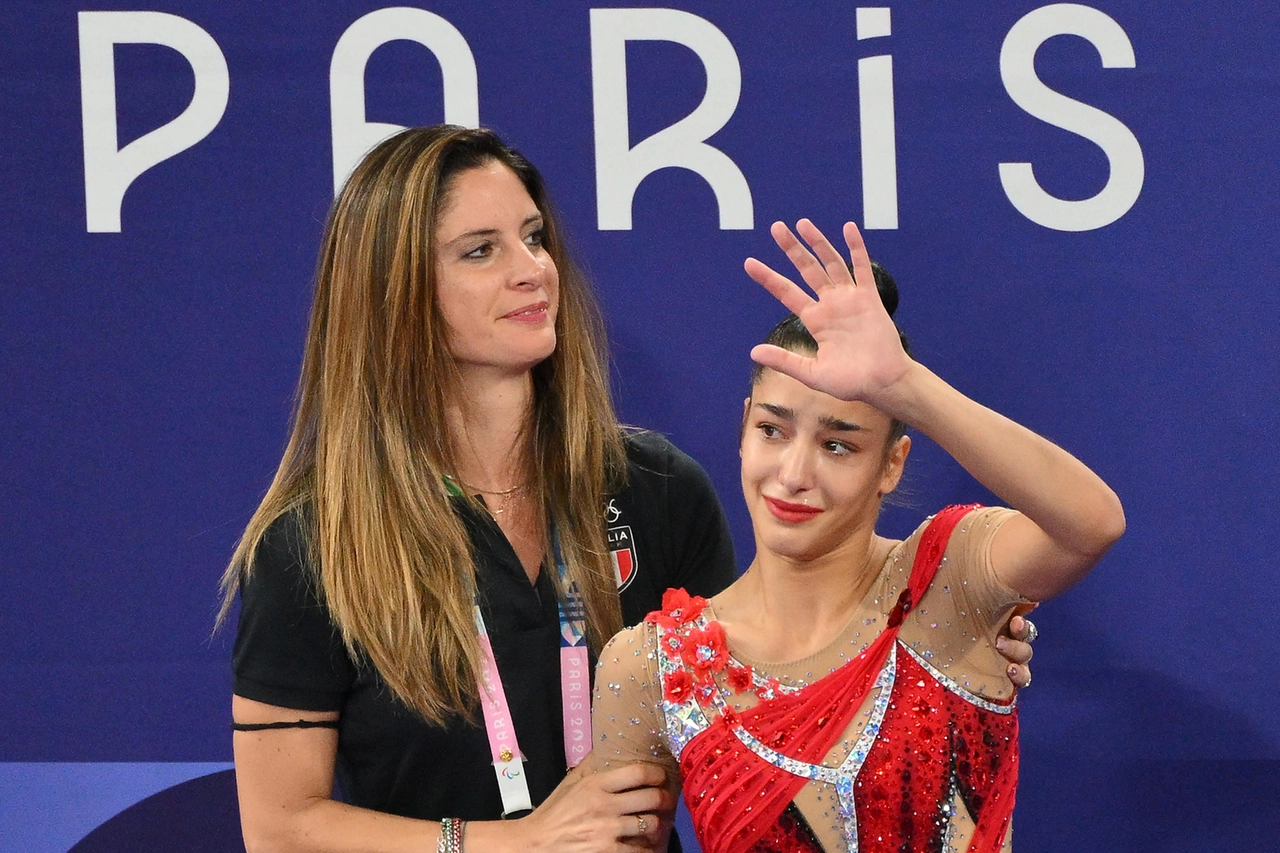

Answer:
[232,431,736,820]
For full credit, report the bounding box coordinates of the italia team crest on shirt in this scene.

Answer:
[608,525,637,590]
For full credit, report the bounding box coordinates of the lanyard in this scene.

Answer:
[472,530,591,816]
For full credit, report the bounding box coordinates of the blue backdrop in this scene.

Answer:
[3,2,1278,851]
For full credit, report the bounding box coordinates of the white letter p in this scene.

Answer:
[79,11,229,233]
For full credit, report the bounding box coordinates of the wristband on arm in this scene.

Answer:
[437,817,466,853]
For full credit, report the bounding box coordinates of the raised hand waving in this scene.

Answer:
[744,219,912,406]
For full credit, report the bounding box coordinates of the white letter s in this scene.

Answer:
[999,3,1143,232]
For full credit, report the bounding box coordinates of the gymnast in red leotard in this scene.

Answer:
[587,219,1125,852]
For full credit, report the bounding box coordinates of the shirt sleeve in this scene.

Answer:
[231,511,356,711]
[587,623,677,780]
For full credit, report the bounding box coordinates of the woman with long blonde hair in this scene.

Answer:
[221,125,737,852]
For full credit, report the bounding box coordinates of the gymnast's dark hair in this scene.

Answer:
[749,260,911,447]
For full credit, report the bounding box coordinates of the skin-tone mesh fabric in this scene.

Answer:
[589,507,1024,852]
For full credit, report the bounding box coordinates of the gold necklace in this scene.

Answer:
[465,481,529,516]
[472,482,527,497]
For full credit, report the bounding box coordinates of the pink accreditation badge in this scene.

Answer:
[475,608,533,815]
[472,528,592,815]
[558,582,591,768]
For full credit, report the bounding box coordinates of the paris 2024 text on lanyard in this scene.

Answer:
[473,529,590,815]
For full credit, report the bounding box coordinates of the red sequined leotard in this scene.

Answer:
[590,506,1026,853]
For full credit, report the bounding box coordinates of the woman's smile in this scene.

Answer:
[500,300,551,324]
[763,496,824,523]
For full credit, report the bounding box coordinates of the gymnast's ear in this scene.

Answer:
[878,435,911,496]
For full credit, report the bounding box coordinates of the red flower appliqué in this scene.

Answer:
[645,588,709,630]
[681,622,729,676]
[663,669,694,703]
[726,663,754,693]
[756,677,782,702]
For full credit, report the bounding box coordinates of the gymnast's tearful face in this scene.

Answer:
[740,367,909,567]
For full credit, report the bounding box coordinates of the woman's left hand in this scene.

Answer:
[996,605,1037,689]
[744,219,911,405]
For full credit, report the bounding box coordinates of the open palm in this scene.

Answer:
[744,219,912,404]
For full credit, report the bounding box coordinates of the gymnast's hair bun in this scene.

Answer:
[870,260,898,318]
[845,259,899,316]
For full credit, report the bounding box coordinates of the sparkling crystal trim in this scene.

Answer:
[656,623,711,759]
[900,642,1017,714]
[705,646,897,852]
[941,776,961,853]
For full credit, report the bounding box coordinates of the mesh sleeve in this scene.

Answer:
[587,623,678,781]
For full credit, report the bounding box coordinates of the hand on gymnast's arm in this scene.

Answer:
[232,696,668,853]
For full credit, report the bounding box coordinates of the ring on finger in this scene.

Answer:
[1023,619,1039,644]
[637,815,649,835]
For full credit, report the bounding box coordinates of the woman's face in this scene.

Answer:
[434,161,559,377]
[741,367,908,564]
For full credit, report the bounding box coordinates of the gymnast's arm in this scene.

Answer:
[745,218,1125,604]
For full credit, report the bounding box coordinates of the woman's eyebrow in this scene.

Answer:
[756,402,795,422]
[441,227,498,248]
[442,214,544,248]
[819,415,864,432]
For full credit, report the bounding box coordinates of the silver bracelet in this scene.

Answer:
[437,817,466,853]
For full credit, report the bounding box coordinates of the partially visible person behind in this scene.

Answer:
[589,219,1123,852]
